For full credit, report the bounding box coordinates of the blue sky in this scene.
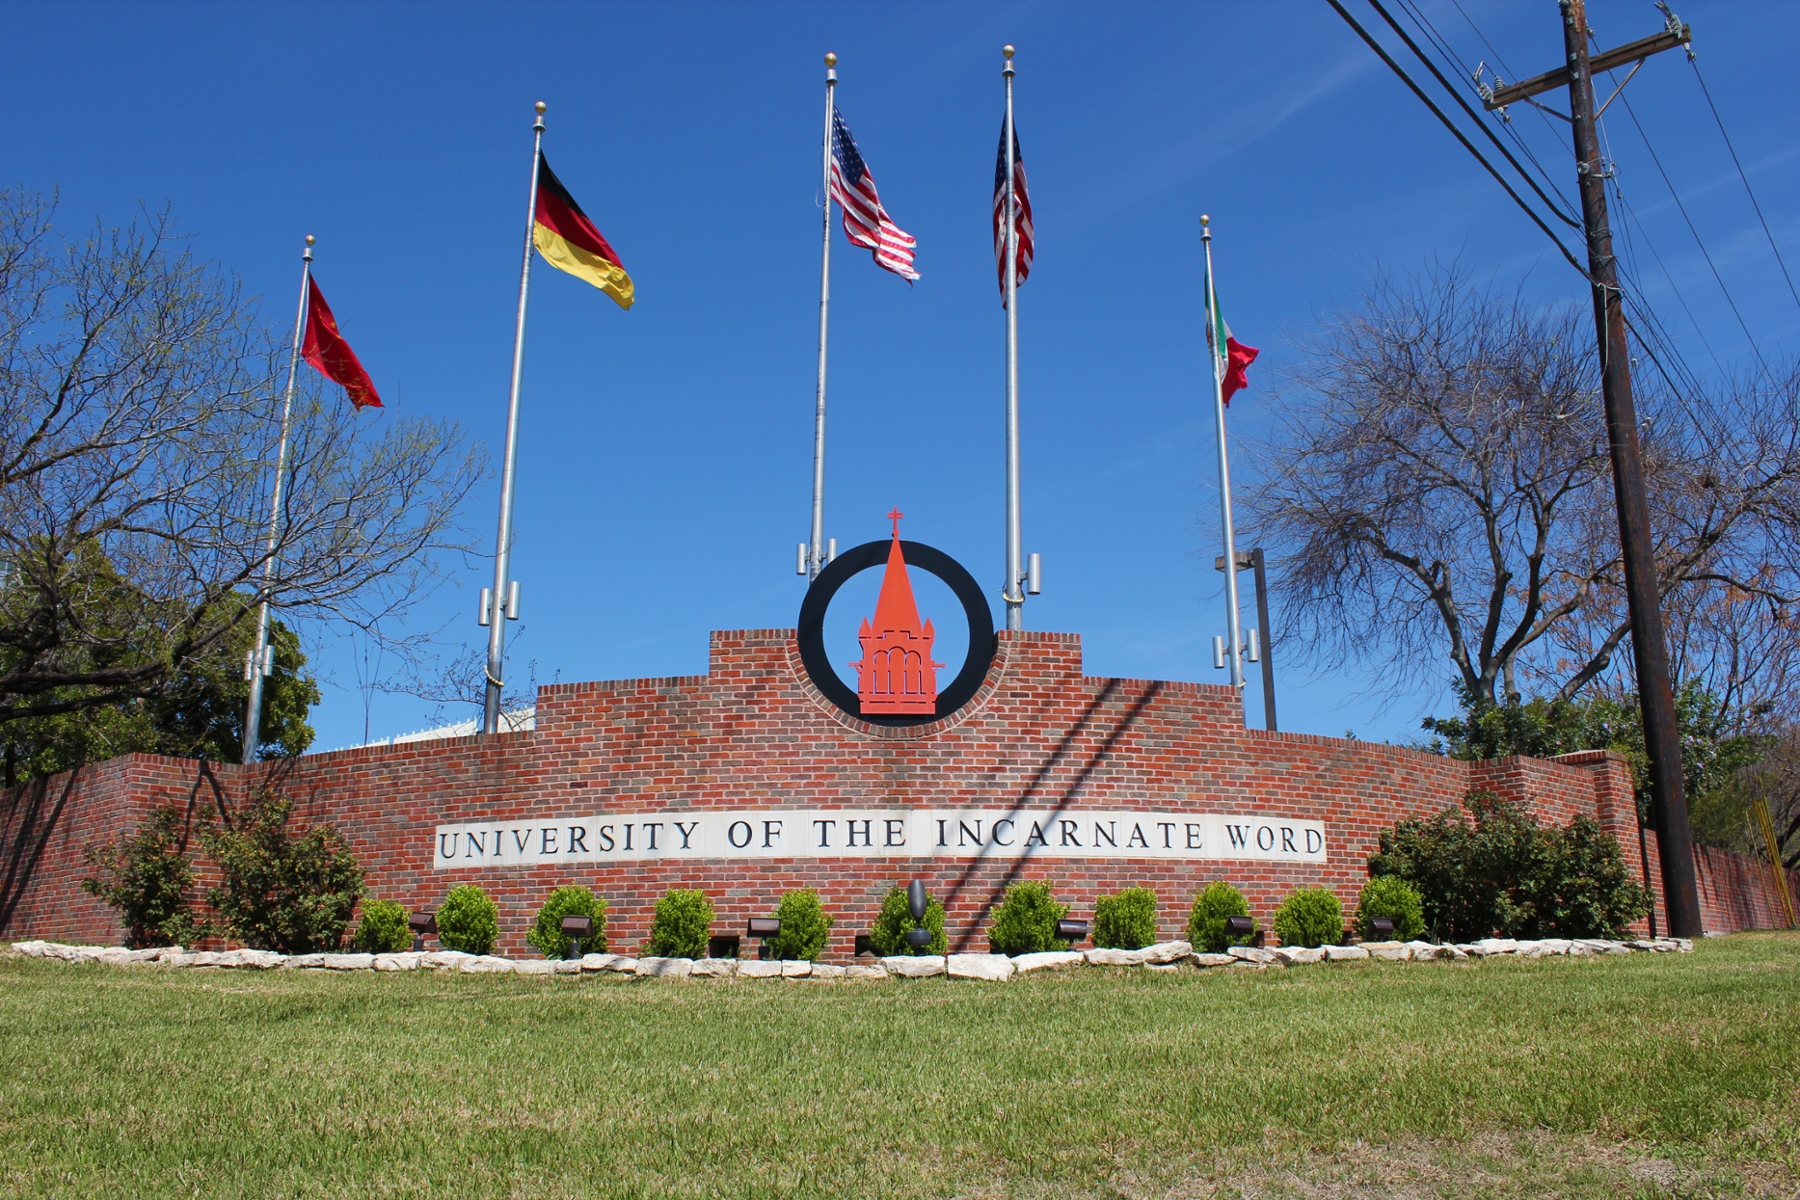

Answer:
[5,1,1795,751]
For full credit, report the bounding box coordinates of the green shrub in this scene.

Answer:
[867,885,946,956]
[764,888,834,961]
[1271,886,1342,949]
[436,883,500,955]
[643,888,713,958]
[202,792,364,954]
[1186,881,1253,953]
[1370,790,1651,941]
[81,806,206,948]
[354,898,412,954]
[1356,875,1425,942]
[526,886,609,959]
[1092,887,1158,949]
[985,880,1069,955]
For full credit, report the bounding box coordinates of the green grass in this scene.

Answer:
[1,934,1796,1199]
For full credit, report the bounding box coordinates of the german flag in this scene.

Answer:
[532,153,633,310]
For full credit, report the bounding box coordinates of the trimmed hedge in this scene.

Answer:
[1186,881,1254,953]
[986,881,1069,955]
[1092,887,1158,950]
[1272,886,1342,949]
[765,888,834,961]
[526,885,609,959]
[436,884,499,955]
[353,898,411,954]
[643,888,713,959]
[1356,875,1425,942]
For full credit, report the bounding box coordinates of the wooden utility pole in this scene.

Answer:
[1485,0,1701,935]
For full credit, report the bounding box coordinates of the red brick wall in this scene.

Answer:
[4,629,1792,953]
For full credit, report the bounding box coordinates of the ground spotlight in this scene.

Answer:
[560,913,594,958]
[748,916,781,959]
[409,911,437,953]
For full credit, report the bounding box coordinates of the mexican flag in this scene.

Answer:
[1206,282,1259,406]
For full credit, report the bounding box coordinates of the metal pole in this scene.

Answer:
[1563,0,1700,936]
[809,55,837,581]
[1002,45,1024,632]
[1251,547,1277,731]
[242,235,313,763]
[1201,216,1245,696]
[484,101,547,736]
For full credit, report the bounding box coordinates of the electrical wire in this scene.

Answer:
[1614,87,1773,377]
[1364,0,1580,229]
[1689,58,1800,313]
[1324,0,1590,279]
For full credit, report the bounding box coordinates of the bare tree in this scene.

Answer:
[1246,267,1800,717]
[0,188,484,725]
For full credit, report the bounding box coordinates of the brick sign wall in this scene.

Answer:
[2,630,1791,953]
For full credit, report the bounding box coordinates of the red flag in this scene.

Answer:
[1222,337,1259,406]
[301,276,382,409]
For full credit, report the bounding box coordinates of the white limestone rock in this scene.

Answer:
[689,958,737,977]
[1323,945,1370,962]
[419,950,472,970]
[1140,940,1194,965]
[373,953,422,971]
[1567,941,1595,956]
[1275,946,1326,965]
[98,947,164,965]
[1675,938,1695,952]
[553,958,581,975]
[1575,938,1631,955]
[809,963,849,980]
[1471,938,1519,956]
[217,949,285,969]
[779,960,812,978]
[188,951,222,967]
[1192,952,1239,967]
[45,944,108,963]
[10,941,49,958]
[152,946,189,963]
[737,959,783,978]
[635,957,694,978]
[578,952,621,973]
[844,964,890,979]
[458,955,515,973]
[1407,941,1451,960]
[1443,944,1470,960]
[320,953,374,971]
[1084,947,1150,967]
[1534,939,1572,956]
[1365,942,1411,961]
[1011,950,1085,974]
[514,960,556,976]
[948,953,1014,981]
[1144,961,1186,972]
[287,953,327,969]
[882,955,946,978]
[1228,945,1280,965]
[604,956,639,973]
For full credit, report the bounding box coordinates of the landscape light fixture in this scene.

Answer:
[1370,917,1395,941]
[1055,919,1089,945]
[1224,915,1254,941]
[408,911,437,953]
[904,879,935,949]
[560,914,594,958]
[747,916,781,960]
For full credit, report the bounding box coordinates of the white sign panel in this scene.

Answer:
[432,809,1326,869]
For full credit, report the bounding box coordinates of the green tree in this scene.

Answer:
[203,791,364,953]
[80,805,206,948]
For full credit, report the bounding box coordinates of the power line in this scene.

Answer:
[1324,0,1589,279]
[1613,87,1773,377]
[1364,0,1581,229]
[1689,58,1800,314]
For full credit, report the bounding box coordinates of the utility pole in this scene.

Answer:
[1486,0,1700,936]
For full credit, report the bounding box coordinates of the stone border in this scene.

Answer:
[9,936,1692,978]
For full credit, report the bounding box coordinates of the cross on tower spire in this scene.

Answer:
[887,507,904,537]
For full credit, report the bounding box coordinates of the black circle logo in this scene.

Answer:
[797,541,996,726]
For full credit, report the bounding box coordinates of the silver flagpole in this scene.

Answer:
[809,54,837,581]
[1002,44,1024,632]
[1201,214,1246,696]
[483,101,547,735]
[242,233,313,763]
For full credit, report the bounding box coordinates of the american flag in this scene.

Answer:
[992,121,1033,298]
[829,110,918,282]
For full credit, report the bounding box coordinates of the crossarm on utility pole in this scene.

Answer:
[1487,23,1688,109]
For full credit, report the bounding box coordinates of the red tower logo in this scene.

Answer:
[851,510,943,715]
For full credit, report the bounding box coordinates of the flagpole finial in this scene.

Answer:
[1003,44,1015,77]
[1003,44,1014,58]
[1200,214,1212,242]
[303,233,314,262]
[535,101,547,114]
[825,52,836,66]
[533,100,546,133]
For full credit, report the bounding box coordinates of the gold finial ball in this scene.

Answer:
[305,234,315,246]
[825,52,837,66]
[535,101,547,114]
[1200,214,1211,226]
[1003,44,1015,58]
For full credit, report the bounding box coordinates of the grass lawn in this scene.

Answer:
[0,933,1795,1199]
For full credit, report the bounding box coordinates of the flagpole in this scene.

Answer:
[483,101,546,736]
[1201,215,1246,695]
[242,234,313,763]
[1002,44,1024,632]
[809,54,837,582]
